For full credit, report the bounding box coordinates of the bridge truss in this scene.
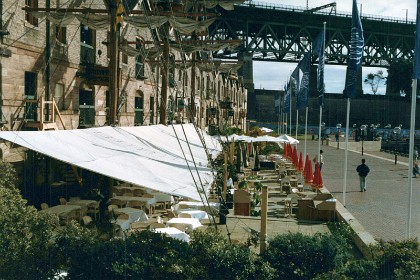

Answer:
[208,1,416,67]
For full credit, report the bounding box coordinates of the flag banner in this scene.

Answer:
[312,31,324,57]
[291,64,300,93]
[414,0,420,79]
[284,81,291,112]
[296,53,310,110]
[345,0,364,98]
[313,30,325,107]
[275,93,280,114]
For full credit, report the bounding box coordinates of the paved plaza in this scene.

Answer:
[304,138,420,241]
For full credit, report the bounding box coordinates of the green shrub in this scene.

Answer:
[374,239,420,279]
[0,186,78,279]
[0,160,18,190]
[261,143,282,155]
[189,228,275,280]
[262,232,352,279]
[62,230,193,280]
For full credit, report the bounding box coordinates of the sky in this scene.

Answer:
[252,0,418,94]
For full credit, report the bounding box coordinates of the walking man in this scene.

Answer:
[356,158,370,192]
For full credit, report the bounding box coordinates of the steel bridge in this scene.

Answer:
[208,1,416,67]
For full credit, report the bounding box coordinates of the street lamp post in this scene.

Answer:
[336,123,341,150]
[394,126,402,165]
[360,125,367,155]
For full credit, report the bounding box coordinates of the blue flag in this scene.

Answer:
[313,31,325,107]
[291,64,300,91]
[284,81,291,113]
[296,53,310,109]
[345,0,364,98]
[414,0,420,79]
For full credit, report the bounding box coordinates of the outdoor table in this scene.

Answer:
[113,185,143,193]
[112,207,148,231]
[112,196,157,214]
[149,191,174,208]
[39,204,81,219]
[67,199,97,208]
[152,227,190,242]
[51,181,67,187]
[166,217,203,231]
[114,207,148,223]
[297,191,318,199]
[175,201,220,215]
[176,209,209,221]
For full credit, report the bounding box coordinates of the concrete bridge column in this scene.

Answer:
[238,52,256,119]
[343,66,364,97]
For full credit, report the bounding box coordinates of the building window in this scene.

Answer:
[135,91,144,125]
[55,25,67,44]
[25,0,39,27]
[54,83,64,110]
[80,24,96,65]
[122,52,128,65]
[149,96,154,124]
[24,71,37,120]
[79,85,95,127]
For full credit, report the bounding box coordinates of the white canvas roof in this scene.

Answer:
[0,124,222,201]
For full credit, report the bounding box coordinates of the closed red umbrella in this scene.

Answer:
[283,143,288,158]
[287,144,292,160]
[298,152,304,171]
[304,154,313,184]
[292,146,298,167]
[312,162,324,190]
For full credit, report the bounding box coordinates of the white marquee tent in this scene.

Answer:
[0,124,222,201]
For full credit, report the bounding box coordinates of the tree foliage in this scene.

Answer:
[1,160,420,279]
[0,160,18,190]
[364,70,386,95]
[261,231,352,279]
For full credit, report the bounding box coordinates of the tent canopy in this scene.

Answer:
[278,134,300,144]
[0,124,221,201]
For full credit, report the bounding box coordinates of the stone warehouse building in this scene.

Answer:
[0,0,247,135]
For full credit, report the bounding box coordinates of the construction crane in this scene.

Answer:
[307,2,336,15]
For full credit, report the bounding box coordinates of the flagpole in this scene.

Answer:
[289,88,292,135]
[317,22,327,164]
[343,98,350,207]
[344,0,364,207]
[296,110,299,139]
[407,78,416,238]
